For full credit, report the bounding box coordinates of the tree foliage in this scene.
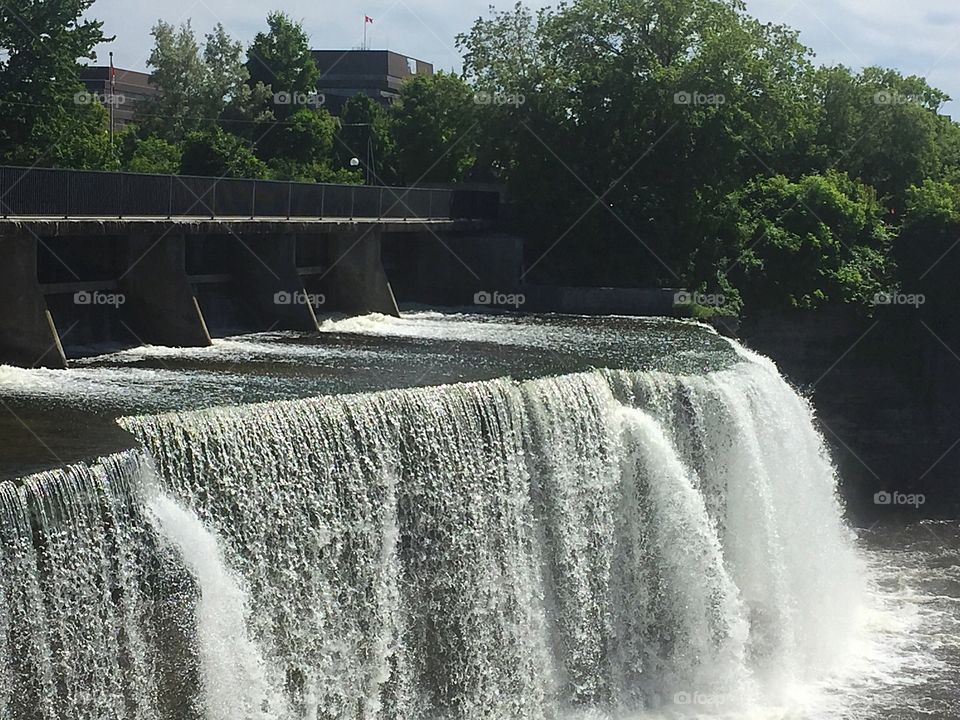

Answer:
[727,171,893,309]
[391,72,477,183]
[0,0,111,166]
[142,21,256,140]
[335,95,398,184]
[245,12,320,121]
[180,127,268,178]
[142,21,209,139]
[455,0,960,313]
[125,134,182,174]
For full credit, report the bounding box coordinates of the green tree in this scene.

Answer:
[143,21,254,140]
[142,21,209,139]
[806,66,955,211]
[268,108,335,162]
[456,2,544,183]
[179,127,268,178]
[727,171,893,310]
[0,0,112,167]
[458,1,542,94]
[457,0,816,287]
[245,12,320,121]
[262,108,340,181]
[391,72,477,183]
[125,135,182,174]
[896,180,960,324]
[334,95,398,184]
[202,23,252,121]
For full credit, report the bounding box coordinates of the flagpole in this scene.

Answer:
[109,52,115,150]
[363,16,367,50]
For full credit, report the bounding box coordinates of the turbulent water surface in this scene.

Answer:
[0,311,956,719]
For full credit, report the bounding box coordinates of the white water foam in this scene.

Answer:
[146,492,285,720]
[1,333,936,719]
[118,353,872,718]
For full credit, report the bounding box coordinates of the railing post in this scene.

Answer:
[378,187,383,220]
[118,173,124,219]
[168,175,174,219]
[287,182,292,219]
[428,190,433,221]
[210,182,216,219]
[251,181,257,219]
[350,186,356,220]
[64,171,70,219]
[320,185,325,218]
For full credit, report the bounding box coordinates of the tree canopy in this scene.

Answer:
[0,0,112,167]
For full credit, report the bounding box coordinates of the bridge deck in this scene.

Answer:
[0,216,492,236]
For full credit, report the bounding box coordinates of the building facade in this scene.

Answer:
[78,67,158,126]
[312,50,434,115]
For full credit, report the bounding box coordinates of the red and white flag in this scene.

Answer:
[365,15,374,23]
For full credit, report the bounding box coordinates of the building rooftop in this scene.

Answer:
[312,50,434,113]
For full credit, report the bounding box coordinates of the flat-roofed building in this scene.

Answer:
[78,66,158,126]
[312,50,434,115]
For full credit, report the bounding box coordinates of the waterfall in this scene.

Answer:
[0,349,865,719]
[0,452,200,720]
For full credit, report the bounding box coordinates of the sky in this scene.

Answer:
[85,0,960,116]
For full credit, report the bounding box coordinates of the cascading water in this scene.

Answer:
[0,342,869,719]
[0,452,203,720]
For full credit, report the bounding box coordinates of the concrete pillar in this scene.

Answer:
[119,233,212,347]
[327,230,400,317]
[0,233,67,368]
[231,234,318,331]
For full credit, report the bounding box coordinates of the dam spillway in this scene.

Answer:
[0,314,874,718]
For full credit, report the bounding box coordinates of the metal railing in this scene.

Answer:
[0,166,500,222]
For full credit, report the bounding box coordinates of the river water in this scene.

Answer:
[0,311,956,719]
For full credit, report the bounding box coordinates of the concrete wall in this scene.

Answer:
[0,222,428,365]
[394,232,524,307]
[119,233,212,347]
[522,286,678,316]
[324,231,399,316]
[385,231,677,317]
[0,233,66,368]
[229,235,319,332]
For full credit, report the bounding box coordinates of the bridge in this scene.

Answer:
[0,167,511,369]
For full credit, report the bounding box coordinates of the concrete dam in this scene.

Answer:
[0,166,515,368]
